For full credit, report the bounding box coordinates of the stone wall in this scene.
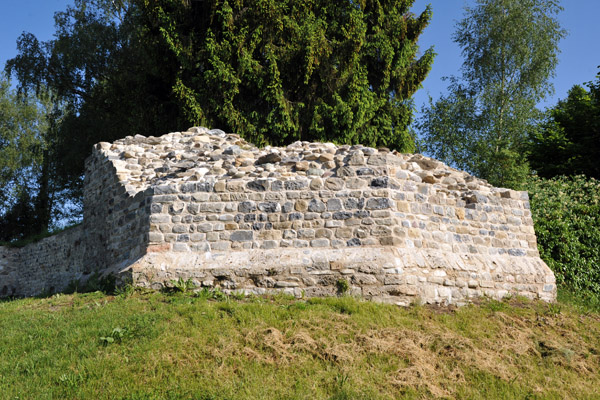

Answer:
[82,147,151,276]
[0,126,556,305]
[0,226,85,297]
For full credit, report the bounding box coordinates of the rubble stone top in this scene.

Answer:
[97,126,503,198]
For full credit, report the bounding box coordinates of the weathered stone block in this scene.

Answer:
[230,231,253,241]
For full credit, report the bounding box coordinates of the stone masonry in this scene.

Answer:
[0,127,556,305]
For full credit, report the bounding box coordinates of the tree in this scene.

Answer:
[0,75,55,240]
[5,0,186,240]
[528,70,600,179]
[141,0,435,150]
[6,0,185,192]
[417,0,565,189]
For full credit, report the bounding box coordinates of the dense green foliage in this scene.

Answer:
[417,0,565,189]
[0,291,599,399]
[528,71,600,179]
[143,0,434,149]
[527,175,600,304]
[0,76,60,240]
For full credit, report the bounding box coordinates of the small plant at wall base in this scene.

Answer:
[169,277,196,294]
[99,327,131,346]
[336,279,350,295]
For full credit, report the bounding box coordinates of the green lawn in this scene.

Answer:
[0,290,598,399]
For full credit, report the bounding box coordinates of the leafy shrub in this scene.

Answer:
[526,175,600,302]
[168,277,196,294]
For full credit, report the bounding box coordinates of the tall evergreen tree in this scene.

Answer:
[142,0,434,150]
[5,0,185,240]
[417,0,565,189]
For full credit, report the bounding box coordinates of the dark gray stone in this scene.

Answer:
[367,154,388,166]
[285,180,307,190]
[230,231,254,241]
[347,238,361,247]
[197,182,214,192]
[282,202,294,213]
[365,198,392,210]
[327,198,343,211]
[238,201,256,213]
[154,184,178,194]
[356,167,375,176]
[180,183,198,193]
[177,234,190,242]
[370,177,388,188]
[308,199,326,213]
[354,210,370,218]
[336,166,356,177]
[271,180,284,191]
[223,145,241,155]
[345,198,365,209]
[333,211,353,220]
[247,180,270,191]
[508,249,527,257]
[175,160,195,169]
[289,212,303,221]
[258,202,280,213]
[256,153,282,164]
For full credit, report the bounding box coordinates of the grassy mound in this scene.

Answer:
[0,290,598,399]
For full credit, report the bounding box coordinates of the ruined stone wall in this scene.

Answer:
[103,127,555,305]
[0,144,151,298]
[0,126,556,305]
[82,147,151,276]
[0,226,85,297]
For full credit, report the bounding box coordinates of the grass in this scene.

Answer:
[0,290,598,399]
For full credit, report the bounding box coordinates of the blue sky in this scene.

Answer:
[411,0,600,111]
[1,0,72,67]
[1,0,599,113]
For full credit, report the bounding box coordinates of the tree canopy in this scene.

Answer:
[417,0,565,189]
[5,0,185,191]
[142,0,434,150]
[3,0,185,239]
[528,70,600,179]
[0,76,56,240]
